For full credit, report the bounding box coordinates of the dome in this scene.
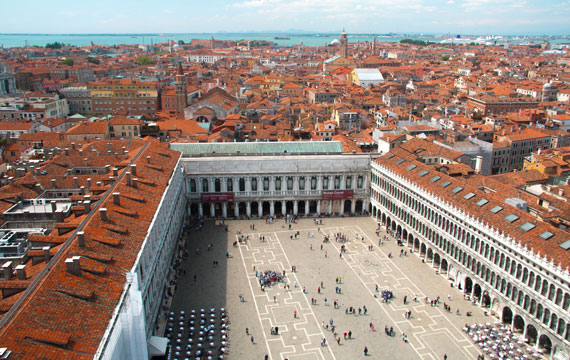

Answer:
[330,39,340,45]
[543,83,551,88]
[173,43,181,48]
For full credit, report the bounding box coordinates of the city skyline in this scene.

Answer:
[1,0,570,36]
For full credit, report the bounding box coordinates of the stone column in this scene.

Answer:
[317,176,323,191]
[317,200,321,214]
[281,201,286,216]
[210,203,215,217]
[246,177,251,192]
[246,202,251,217]
[198,203,204,217]
[269,176,275,192]
[258,202,263,217]
[363,199,369,214]
[293,200,298,215]
[234,202,239,217]
[222,203,227,218]
[328,201,332,215]
[305,202,310,216]
[340,199,345,214]
[294,176,299,191]
[270,201,275,216]
[351,199,356,213]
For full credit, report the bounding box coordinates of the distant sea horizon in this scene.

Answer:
[0,32,566,49]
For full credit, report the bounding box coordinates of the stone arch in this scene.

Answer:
[513,314,524,333]
[440,258,449,275]
[502,306,513,324]
[464,277,473,294]
[538,334,552,355]
[526,324,538,345]
[491,298,501,315]
[481,291,491,308]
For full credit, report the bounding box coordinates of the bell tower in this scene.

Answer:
[340,28,348,58]
[175,62,187,116]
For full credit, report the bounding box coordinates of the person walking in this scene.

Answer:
[250,335,255,344]
[364,346,368,356]
[246,327,249,335]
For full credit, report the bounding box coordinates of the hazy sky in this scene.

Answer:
[2,0,569,35]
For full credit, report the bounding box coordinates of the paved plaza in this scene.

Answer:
[170,216,492,360]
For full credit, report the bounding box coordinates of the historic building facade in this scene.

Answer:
[173,142,372,219]
[370,151,570,359]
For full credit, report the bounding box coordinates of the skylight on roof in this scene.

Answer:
[418,170,429,177]
[396,159,405,165]
[430,176,441,182]
[406,164,417,171]
[505,214,520,223]
[476,199,488,206]
[385,153,395,159]
[490,206,503,214]
[539,231,554,240]
[441,181,451,188]
[464,192,476,200]
[520,222,536,232]
[451,186,463,194]
[560,240,570,250]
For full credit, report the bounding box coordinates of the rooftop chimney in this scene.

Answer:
[80,185,85,195]
[87,178,92,189]
[79,149,83,156]
[51,178,57,189]
[65,256,81,276]
[100,208,108,221]
[113,168,118,176]
[83,200,91,213]
[77,231,85,248]
[124,150,129,159]
[43,246,51,262]
[107,142,113,153]
[84,157,88,167]
[50,201,57,213]
[1,262,13,280]
[132,178,138,188]
[105,165,111,173]
[71,142,76,149]
[73,176,79,188]
[146,156,151,163]
[126,172,132,186]
[65,148,69,156]
[113,192,120,206]
[131,164,137,176]
[15,264,26,280]
[8,177,13,185]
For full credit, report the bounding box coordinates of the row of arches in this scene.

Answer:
[370,200,570,357]
[370,176,570,318]
[191,199,366,218]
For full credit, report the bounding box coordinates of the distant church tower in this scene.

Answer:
[175,62,187,116]
[340,28,348,58]
[372,36,376,55]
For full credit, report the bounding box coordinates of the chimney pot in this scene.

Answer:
[113,168,118,176]
[124,150,129,159]
[132,178,138,188]
[43,246,51,262]
[87,178,92,189]
[50,201,57,213]
[1,262,13,280]
[8,176,13,185]
[83,200,91,212]
[15,265,26,280]
[65,257,81,276]
[77,231,85,247]
[113,192,120,206]
[84,157,88,166]
[71,142,76,149]
[51,178,57,189]
[105,165,111,173]
[131,164,137,176]
[126,172,132,186]
[146,156,151,163]
[65,148,69,156]
[100,208,108,221]
[73,176,79,188]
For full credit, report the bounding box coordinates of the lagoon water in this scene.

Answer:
[0,33,429,48]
